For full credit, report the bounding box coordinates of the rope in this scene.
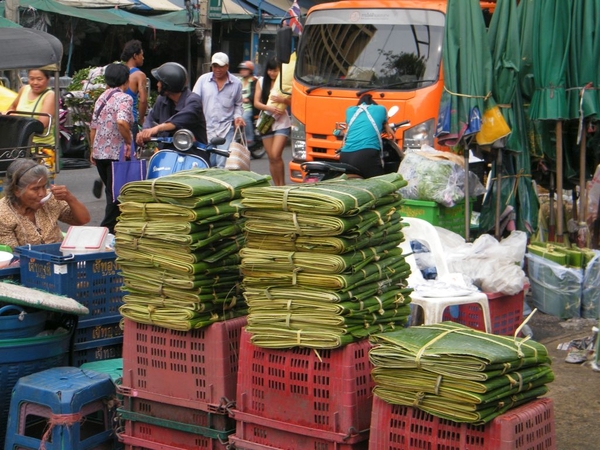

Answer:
[444,85,492,101]
[39,412,83,450]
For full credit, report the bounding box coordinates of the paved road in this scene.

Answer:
[54,148,293,229]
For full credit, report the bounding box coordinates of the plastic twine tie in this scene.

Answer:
[39,412,83,450]
[434,375,443,396]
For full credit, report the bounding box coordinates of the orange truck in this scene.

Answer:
[284,0,495,182]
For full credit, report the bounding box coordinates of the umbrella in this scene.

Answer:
[529,0,572,242]
[568,0,600,246]
[479,0,538,237]
[436,0,507,240]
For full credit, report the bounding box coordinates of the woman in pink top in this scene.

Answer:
[89,63,134,233]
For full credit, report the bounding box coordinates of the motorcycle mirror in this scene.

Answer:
[387,105,399,118]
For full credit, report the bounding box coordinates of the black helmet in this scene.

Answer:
[151,62,187,94]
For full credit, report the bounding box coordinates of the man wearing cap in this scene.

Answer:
[192,52,245,168]
[238,61,257,150]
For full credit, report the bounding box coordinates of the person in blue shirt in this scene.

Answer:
[339,94,393,178]
[121,40,148,130]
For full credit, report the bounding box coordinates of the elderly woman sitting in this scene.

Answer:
[0,159,90,249]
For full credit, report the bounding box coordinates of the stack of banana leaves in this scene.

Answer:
[369,322,554,424]
[239,173,413,349]
[114,169,272,331]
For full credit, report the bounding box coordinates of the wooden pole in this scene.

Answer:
[556,121,564,242]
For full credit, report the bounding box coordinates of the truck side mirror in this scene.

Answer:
[276,27,293,64]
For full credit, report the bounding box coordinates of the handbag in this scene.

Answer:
[225,126,251,171]
[111,144,147,202]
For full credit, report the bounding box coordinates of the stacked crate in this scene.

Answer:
[117,317,246,449]
[15,242,124,365]
[229,329,373,450]
[368,396,556,450]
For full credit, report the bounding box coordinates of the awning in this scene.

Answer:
[0,28,63,70]
[128,0,182,12]
[54,0,134,7]
[222,0,256,20]
[21,0,193,31]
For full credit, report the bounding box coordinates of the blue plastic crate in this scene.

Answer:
[15,243,124,319]
[0,328,72,444]
[75,315,123,346]
[72,337,123,367]
[0,265,20,282]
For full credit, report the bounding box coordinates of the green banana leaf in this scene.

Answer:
[119,168,271,206]
[244,228,404,255]
[119,200,242,223]
[120,303,248,331]
[240,243,401,274]
[373,386,548,424]
[369,322,551,379]
[246,321,401,349]
[243,281,411,305]
[242,257,410,290]
[242,205,403,237]
[240,173,407,216]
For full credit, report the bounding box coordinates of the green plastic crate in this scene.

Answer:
[401,199,469,237]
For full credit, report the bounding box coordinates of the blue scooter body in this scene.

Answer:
[146,150,209,179]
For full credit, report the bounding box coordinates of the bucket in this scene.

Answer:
[0,305,47,339]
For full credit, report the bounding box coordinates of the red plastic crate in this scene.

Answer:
[120,317,246,411]
[229,417,369,450]
[368,396,556,450]
[119,419,229,450]
[234,329,373,443]
[442,289,525,335]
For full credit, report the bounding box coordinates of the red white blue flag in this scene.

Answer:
[286,0,303,35]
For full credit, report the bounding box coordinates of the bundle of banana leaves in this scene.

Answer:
[369,322,554,424]
[240,173,413,348]
[115,168,271,331]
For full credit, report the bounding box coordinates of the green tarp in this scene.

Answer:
[21,0,194,31]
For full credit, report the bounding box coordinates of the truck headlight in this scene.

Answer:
[402,119,435,151]
[291,115,306,160]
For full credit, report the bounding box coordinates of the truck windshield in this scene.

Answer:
[296,8,445,91]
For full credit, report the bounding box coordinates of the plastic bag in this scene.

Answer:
[436,227,528,295]
[398,147,485,207]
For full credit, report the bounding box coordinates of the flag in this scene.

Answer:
[286,0,303,35]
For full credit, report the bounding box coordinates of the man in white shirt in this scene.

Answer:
[192,52,245,168]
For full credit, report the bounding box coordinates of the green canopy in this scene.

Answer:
[436,0,494,147]
[21,0,194,31]
[479,0,539,237]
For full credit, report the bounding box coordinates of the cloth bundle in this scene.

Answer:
[369,322,554,424]
[115,168,271,331]
[239,173,413,349]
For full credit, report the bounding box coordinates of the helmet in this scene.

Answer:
[238,61,255,73]
[151,62,187,94]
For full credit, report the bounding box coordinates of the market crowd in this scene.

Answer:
[0,43,291,249]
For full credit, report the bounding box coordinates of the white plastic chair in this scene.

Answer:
[400,217,492,333]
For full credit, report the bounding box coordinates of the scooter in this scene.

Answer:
[143,129,230,179]
[302,116,410,182]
